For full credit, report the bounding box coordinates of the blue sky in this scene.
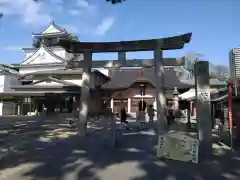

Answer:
[0,0,238,65]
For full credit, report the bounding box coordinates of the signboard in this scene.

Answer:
[157,132,199,163]
[197,91,210,103]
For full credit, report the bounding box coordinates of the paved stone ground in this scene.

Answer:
[0,116,240,180]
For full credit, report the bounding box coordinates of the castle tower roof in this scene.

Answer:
[32,21,70,38]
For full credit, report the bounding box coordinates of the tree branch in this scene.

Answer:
[33,0,125,4]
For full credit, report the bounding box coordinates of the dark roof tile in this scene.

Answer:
[101,68,191,89]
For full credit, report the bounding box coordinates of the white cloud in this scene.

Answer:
[94,17,115,36]
[68,0,96,17]
[0,0,114,37]
[0,0,52,27]
[76,0,96,12]
[63,24,92,35]
[77,0,89,8]
[69,9,82,16]
[63,24,79,34]
[49,0,64,12]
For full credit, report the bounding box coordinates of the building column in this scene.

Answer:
[29,97,32,116]
[20,103,23,115]
[173,87,179,113]
[12,103,15,115]
[154,43,167,135]
[17,104,21,115]
[153,98,157,110]
[187,103,191,129]
[211,103,216,128]
[78,52,92,136]
[190,101,193,116]
[128,98,131,113]
[110,98,114,112]
[195,61,212,159]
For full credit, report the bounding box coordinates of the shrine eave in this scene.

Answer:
[58,33,192,53]
[100,68,193,90]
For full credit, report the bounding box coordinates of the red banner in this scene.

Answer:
[228,83,233,129]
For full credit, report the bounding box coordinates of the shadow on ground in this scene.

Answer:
[1,116,240,180]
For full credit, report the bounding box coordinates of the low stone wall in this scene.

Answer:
[0,116,37,127]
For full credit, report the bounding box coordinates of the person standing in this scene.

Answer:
[119,102,130,129]
[167,105,175,126]
[147,104,155,124]
[120,103,127,123]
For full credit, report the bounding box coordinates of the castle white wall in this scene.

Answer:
[50,47,66,59]
[0,75,4,93]
[33,79,83,86]
[0,74,21,115]
[23,47,68,60]
[23,49,35,59]
[66,52,74,60]
[22,47,64,65]
[0,102,15,115]
[19,66,62,74]
[0,74,21,93]
[32,75,105,89]
[3,75,21,92]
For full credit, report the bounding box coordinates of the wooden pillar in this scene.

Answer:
[42,103,47,116]
[153,98,157,110]
[190,101,193,116]
[17,104,21,115]
[128,98,131,113]
[173,87,179,112]
[195,61,212,159]
[110,98,114,112]
[211,103,216,128]
[154,42,167,134]
[29,97,32,116]
[20,103,23,115]
[78,52,92,136]
[35,101,39,115]
[12,103,15,115]
[186,107,191,129]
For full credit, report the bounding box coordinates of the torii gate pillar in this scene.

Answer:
[78,52,92,136]
[154,43,167,134]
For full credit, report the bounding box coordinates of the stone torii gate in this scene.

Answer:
[58,33,192,136]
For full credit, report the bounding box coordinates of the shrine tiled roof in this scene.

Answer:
[101,68,192,89]
[101,68,226,90]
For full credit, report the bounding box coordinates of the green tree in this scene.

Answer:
[106,0,125,4]
[184,52,229,80]
[184,52,205,74]
[32,38,41,48]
